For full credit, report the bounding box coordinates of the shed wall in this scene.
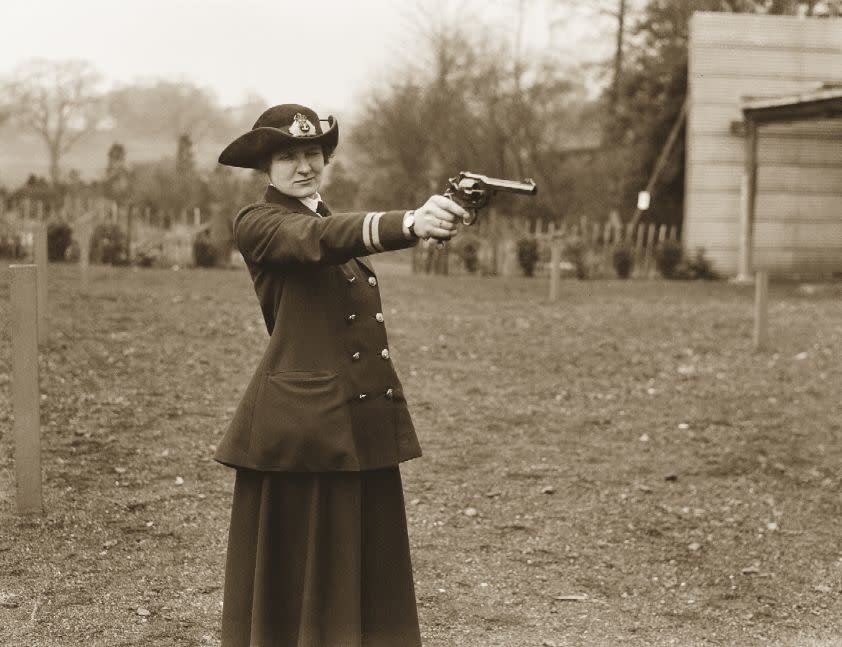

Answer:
[685,12,842,277]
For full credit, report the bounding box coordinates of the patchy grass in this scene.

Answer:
[1,262,841,647]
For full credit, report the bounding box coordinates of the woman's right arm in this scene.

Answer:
[234,205,415,266]
[235,196,465,267]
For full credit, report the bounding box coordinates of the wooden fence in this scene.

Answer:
[0,197,215,267]
[3,197,682,278]
[533,218,681,279]
[412,213,681,279]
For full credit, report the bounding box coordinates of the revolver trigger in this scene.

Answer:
[463,209,478,226]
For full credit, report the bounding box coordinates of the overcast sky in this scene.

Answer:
[1,0,615,114]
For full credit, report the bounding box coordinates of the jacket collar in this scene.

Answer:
[264,184,320,217]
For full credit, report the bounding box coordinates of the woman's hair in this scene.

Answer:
[257,156,272,175]
[259,144,334,175]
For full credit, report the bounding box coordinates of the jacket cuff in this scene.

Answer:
[362,211,417,253]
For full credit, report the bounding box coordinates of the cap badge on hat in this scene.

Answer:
[289,113,316,137]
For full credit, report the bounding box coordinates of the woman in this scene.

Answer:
[215,103,466,647]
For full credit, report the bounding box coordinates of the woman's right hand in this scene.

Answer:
[412,195,467,241]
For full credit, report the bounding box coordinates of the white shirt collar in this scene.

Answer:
[268,184,323,216]
[298,192,323,215]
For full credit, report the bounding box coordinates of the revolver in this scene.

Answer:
[444,171,537,226]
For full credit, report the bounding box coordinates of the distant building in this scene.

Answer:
[684,12,842,278]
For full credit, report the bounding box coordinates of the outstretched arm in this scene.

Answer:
[235,206,415,266]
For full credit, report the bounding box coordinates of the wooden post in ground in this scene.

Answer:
[754,270,769,350]
[633,223,645,277]
[128,205,137,265]
[737,119,758,282]
[411,243,419,274]
[549,235,562,302]
[78,217,92,289]
[642,224,657,276]
[601,220,612,274]
[438,241,449,275]
[658,224,667,243]
[488,209,499,276]
[10,265,42,514]
[33,223,48,345]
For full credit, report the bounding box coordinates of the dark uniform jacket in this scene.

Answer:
[214,185,422,472]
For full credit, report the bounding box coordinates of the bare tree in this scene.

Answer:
[352,0,591,225]
[3,59,102,185]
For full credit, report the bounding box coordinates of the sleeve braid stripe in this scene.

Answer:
[371,212,385,252]
[362,212,376,253]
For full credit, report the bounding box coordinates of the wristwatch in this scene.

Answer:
[403,210,419,240]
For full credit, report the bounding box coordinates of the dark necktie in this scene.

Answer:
[316,201,331,217]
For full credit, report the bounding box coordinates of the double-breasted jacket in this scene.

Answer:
[214,185,422,472]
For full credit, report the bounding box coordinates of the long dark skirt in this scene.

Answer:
[220,467,422,647]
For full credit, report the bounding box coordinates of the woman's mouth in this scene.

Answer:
[295,177,314,184]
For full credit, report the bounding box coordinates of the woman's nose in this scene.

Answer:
[296,154,312,174]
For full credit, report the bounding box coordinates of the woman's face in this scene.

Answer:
[268,143,325,197]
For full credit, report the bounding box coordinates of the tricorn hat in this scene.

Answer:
[218,103,339,169]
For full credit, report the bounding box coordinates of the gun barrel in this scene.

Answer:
[463,172,537,195]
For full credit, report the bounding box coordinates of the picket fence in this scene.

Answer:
[532,217,681,279]
[0,197,211,267]
[412,214,681,278]
[2,197,681,278]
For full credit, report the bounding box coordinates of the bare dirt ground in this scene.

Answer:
[1,260,841,647]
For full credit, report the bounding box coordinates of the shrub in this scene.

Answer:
[456,234,480,274]
[682,247,719,280]
[135,242,162,268]
[90,222,128,265]
[612,243,635,279]
[563,236,589,280]
[655,239,683,279]
[516,237,539,277]
[192,228,219,267]
[0,233,25,260]
[65,240,80,263]
[47,221,74,261]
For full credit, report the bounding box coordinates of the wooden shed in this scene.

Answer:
[684,12,842,278]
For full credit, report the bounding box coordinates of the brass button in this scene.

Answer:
[368,276,377,287]
[347,275,356,284]
[347,313,357,322]
[375,312,384,323]
[385,388,394,399]
[381,348,390,360]
[352,352,360,361]
[358,393,368,400]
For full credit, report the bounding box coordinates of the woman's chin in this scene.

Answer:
[290,182,318,196]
